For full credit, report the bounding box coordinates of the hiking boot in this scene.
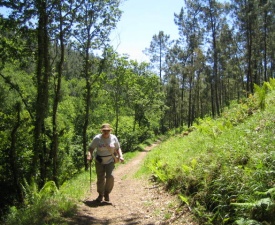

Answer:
[104,193,109,202]
[96,195,103,202]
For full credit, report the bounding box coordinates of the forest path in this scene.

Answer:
[66,142,195,225]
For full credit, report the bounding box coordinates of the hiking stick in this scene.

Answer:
[89,159,92,192]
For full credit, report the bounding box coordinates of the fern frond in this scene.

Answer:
[39,181,59,197]
[21,178,40,205]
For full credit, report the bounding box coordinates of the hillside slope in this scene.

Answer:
[141,87,275,224]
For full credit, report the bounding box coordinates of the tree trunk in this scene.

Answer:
[32,1,50,187]
[52,3,65,187]
[10,104,23,203]
[83,37,91,171]
[187,75,193,127]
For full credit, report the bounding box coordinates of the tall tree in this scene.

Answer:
[174,1,204,127]
[72,0,122,170]
[200,0,226,116]
[143,31,172,85]
[231,0,273,94]
[106,52,129,134]
[165,44,187,128]
[259,0,275,82]
[32,0,51,186]
[218,23,244,104]
[0,12,37,210]
[126,61,163,134]
[50,0,78,186]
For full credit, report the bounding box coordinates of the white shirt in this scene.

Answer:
[89,134,120,164]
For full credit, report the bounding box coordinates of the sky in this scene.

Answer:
[109,0,185,62]
[0,0,185,62]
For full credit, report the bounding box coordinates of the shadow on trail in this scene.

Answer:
[83,200,112,207]
[66,200,156,225]
[67,216,154,225]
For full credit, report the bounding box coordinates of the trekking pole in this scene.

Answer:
[89,159,92,192]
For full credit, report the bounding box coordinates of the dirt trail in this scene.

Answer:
[67,143,195,225]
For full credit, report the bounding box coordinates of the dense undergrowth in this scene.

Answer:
[139,80,275,224]
[2,172,90,225]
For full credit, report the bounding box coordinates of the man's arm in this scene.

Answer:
[117,148,124,162]
[87,146,94,161]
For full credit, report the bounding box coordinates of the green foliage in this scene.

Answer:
[232,196,275,223]
[268,78,275,89]
[21,179,60,206]
[254,78,275,111]
[139,82,275,224]
[235,218,263,225]
[4,171,92,225]
[115,115,158,152]
[21,179,40,206]
[179,194,190,207]
[254,84,267,110]
[40,181,59,197]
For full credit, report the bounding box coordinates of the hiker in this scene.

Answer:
[87,123,124,202]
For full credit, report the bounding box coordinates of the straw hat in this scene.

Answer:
[101,123,112,131]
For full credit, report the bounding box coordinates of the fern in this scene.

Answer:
[21,178,40,206]
[254,84,266,110]
[231,197,273,209]
[39,181,59,198]
[235,218,262,225]
[255,187,275,199]
[21,179,59,206]
[269,78,275,89]
[149,159,167,182]
[254,82,270,110]
[231,197,275,224]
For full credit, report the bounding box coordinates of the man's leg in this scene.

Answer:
[104,162,115,201]
[95,161,105,201]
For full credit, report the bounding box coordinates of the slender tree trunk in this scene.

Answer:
[210,79,215,117]
[188,75,193,127]
[245,2,255,94]
[179,63,187,128]
[263,11,268,81]
[159,40,162,85]
[83,47,91,171]
[10,104,23,203]
[180,77,185,127]
[213,31,220,116]
[52,3,65,187]
[32,1,50,187]
[114,87,119,136]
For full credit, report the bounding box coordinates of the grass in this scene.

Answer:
[137,81,275,224]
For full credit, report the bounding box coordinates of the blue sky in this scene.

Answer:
[1,0,185,62]
[110,0,185,62]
